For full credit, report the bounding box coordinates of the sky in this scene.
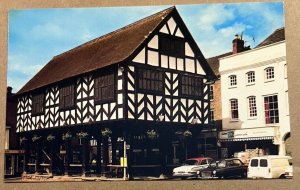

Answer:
[8,2,285,92]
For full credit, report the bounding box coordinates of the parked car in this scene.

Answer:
[200,158,247,179]
[247,155,291,179]
[234,151,250,165]
[172,157,213,179]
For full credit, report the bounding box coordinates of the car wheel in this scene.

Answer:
[279,174,286,179]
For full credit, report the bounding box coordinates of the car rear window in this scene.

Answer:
[250,159,258,167]
[260,159,268,167]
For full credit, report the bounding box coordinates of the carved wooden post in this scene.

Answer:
[47,134,56,175]
[77,131,89,177]
[95,132,102,175]
[32,135,42,174]
[62,132,72,176]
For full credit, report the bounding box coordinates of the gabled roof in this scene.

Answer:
[206,52,232,77]
[18,7,176,94]
[256,27,285,48]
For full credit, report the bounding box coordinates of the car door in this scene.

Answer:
[259,159,269,178]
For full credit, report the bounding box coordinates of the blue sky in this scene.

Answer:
[8,2,284,92]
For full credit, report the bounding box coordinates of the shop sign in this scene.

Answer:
[219,127,276,140]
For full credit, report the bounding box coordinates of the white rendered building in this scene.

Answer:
[218,28,290,156]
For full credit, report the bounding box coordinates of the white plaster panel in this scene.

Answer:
[196,60,206,75]
[160,24,169,34]
[185,42,194,57]
[185,58,195,73]
[167,17,176,35]
[175,28,184,38]
[177,58,184,71]
[148,50,159,66]
[161,55,168,68]
[133,48,145,63]
[148,35,158,49]
[169,56,176,70]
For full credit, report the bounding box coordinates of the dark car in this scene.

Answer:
[200,158,247,179]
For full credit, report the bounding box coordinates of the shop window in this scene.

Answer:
[248,96,257,118]
[264,95,279,124]
[137,68,163,93]
[230,99,239,119]
[32,93,44,114]
[181,75,203,97]
[94,72,115,103]
[59,84,75,109]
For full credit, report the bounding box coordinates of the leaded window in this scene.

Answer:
[138,68,163,93]
[159,34,185,58]
[94,72,115,102]
[59,84,75,109]
[32,93,44,114]
[181,75,202,97]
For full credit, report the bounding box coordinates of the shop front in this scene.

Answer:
[218,127,281,158]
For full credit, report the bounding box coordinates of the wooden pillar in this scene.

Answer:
[81,137,89,176]
[64,138,72,176]
[125,131,133,179]
[102,136,109,172]
[95,133,102,175]
[159,128,167,178]
[48,135,56,175]
[111,134,117,165]
[22,138,30,174]
[34,137,42,174]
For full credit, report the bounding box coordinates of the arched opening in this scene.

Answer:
[283,132,291,156]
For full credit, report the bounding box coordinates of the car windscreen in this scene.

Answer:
[183,160,198,165]
[210,160,226,168]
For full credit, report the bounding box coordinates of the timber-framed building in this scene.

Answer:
[16,7,216,178]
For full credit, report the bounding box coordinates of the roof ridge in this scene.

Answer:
[52,6,175,60]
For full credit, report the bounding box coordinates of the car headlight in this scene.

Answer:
[213,170,216,175]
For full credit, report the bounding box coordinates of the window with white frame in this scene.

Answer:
[210,85,214,100]
[265,67,275,81]
[229,75,237,87]
[264,95,279,124]
[230,99,239,119]
[246,71,255,84]
[248,96,257,118]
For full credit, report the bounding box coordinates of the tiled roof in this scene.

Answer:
[206,52,232,77]
[18,7,175,94]
[256,27,285,48]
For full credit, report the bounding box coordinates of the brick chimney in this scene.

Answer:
[232,34,245,54]
[7,86,13,96]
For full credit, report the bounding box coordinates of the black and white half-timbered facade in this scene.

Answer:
[16,7,216,178]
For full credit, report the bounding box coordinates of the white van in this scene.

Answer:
[247,155,291,179]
